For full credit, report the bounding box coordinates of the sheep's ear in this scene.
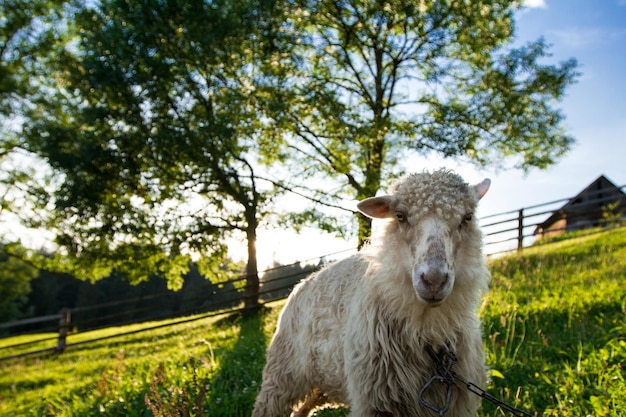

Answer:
[473,178,491,200]
[357,196,393,219]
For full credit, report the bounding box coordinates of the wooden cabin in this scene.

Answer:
[534,175,626,239]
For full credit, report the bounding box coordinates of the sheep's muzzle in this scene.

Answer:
[412,224,454,305]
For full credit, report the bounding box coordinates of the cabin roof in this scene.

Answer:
[535,174,626,232]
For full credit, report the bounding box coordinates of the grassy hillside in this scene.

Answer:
[1,228,625,416]
[482,229,626,416]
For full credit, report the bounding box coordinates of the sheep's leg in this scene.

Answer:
[253,328,311,417]
[252,359,309,417]
[291,387,328,417]
[252,376,300,417]
[251,387,292,417]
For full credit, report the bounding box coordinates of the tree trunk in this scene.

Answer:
[243,215,260,310]
[357,213,372,250]
[357,130,385,249]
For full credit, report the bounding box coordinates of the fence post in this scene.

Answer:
[517,208,524,253]
[56,308,71,353]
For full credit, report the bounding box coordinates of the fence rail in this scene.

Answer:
[0,249,353,362]
[1,184,624,361]
[481,183,626,256]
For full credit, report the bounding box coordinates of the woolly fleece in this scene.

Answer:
[252,169,491,417]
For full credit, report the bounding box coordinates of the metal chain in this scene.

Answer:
[455,373,533,417]
[419,344,533,417]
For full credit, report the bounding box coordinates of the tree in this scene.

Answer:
[271,0,579,246]
[0,245,38,323]
[0,1,66,307]
[21,0,289,307]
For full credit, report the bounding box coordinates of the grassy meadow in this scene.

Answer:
[1,228,625,416]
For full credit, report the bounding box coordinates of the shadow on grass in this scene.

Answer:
[204,308,270,416]
[138,307,271,417]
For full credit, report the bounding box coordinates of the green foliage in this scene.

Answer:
[0,1,66,287]
[266,0,579,243]
[15,262,243,332]
[145,359,208,417]
[4,0,580,289]
[602,201,624,228]
[1,229,625,416]
[0,246,38,323]
[17,0,292,291]
[0,0,64,115]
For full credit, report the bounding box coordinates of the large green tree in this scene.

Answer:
[22,0,289,306]
[0,1,66,304]
[1,1,64,182]
[272,0,579,246]
[11,0,580,305]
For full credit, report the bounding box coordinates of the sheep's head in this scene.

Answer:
[357,170,490,306]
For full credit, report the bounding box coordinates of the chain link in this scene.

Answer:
[456,374,533,417]
[419,344,533,417]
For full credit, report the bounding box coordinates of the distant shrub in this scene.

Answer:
[602,200,624,228]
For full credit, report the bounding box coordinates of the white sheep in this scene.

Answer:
[253,169,491,417]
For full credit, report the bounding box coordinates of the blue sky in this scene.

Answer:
[252,0,626,267]
[429,0,626,215]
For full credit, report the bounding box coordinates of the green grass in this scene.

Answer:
[481,229,626,416]
[0,306,281,417]
[1,228,625,416]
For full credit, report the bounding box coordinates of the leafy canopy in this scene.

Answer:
[5,0,580,285]
[267,0,578,243]
[21,0,289,289]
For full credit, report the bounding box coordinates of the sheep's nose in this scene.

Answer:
[420,269,449,295]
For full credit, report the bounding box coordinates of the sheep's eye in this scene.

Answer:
[395,211,407,223]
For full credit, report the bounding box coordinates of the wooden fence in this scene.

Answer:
[481,183,625,256]
[0,250,350,362]
[1,184,624,361]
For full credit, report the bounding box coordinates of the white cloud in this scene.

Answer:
[548,28,602,48]
[523,0,548,8]
[548,27,626,49]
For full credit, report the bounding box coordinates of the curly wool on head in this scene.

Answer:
[390,169,476,221]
